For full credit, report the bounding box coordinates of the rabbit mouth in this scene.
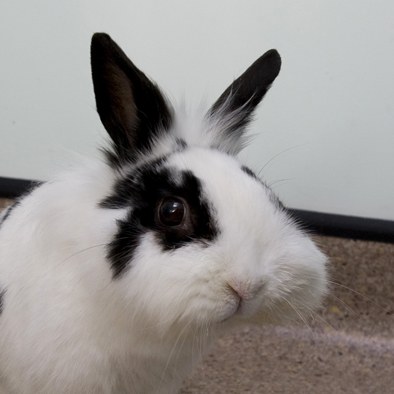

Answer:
[220,308,240,323]
[219,293,259,323]
[218,281,267,323]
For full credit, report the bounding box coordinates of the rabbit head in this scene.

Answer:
[90,33,328,336]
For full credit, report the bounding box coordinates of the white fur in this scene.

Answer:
[148,99,253,161]
[0,110,327,393]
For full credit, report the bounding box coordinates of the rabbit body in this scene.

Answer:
[0,34,327,393]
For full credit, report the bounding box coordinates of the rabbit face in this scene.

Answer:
[100,146,327,336]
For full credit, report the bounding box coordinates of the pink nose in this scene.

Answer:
[227,283,246,301]
[226,281,265,301]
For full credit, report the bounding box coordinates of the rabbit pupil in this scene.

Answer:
[158,197,186,227]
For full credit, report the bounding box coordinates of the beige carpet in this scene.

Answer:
[181,235,394,393]
[1,200,393,393]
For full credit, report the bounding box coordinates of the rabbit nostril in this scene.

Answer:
[226,283,242,299]
[226,283,248,304]
[226,281,266,301]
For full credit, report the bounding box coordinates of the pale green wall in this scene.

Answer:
[1,0,393,220]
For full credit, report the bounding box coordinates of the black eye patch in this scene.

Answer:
[100,163,219,278]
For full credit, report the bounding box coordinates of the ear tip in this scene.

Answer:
[91,32,113,50]
[266,48,281,60]
[265,49,282,70]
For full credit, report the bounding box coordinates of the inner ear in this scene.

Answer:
[91,33,173,162]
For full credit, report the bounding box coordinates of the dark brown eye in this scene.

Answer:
[157,197,186,227]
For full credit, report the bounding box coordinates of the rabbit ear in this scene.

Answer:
[91,33,173,163]
[206,49,281,154]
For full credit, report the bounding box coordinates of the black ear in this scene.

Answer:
[91,33,173,163]
[207,49,281,149]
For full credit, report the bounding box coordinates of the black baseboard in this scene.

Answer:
[0,177,42,198]
[290,209,394,243]
[1,176,393,243]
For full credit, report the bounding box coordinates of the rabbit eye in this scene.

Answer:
[157,197,187,227]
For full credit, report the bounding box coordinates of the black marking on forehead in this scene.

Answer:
[101,162,218,278]
[0,288,6,315]
[100,157,168,209]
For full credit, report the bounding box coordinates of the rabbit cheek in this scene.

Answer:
[256,238,328,323]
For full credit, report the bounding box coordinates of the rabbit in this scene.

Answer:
[0,33,328,394]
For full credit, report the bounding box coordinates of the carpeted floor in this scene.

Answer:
[181,235,394,393]
[1,199,393,393]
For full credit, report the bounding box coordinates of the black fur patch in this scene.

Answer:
[100,157,168,209]
[241,165,259,180]
[0,288,6,315]
[101,162,218,278]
